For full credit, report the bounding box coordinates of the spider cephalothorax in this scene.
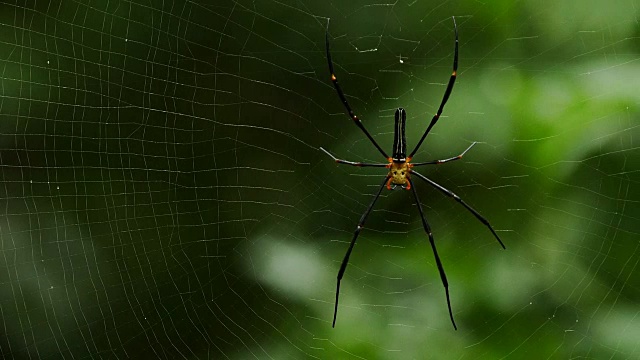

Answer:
[386,160,413,190]
[320,17,506,330]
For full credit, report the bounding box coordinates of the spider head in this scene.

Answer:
[387,161,412,190]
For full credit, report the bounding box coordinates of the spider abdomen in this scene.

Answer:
[392,108,407,162]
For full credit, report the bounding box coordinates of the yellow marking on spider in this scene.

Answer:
[386,160,413,190]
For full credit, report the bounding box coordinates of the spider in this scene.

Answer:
[321,17,506,330]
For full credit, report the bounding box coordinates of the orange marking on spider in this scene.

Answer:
[388,161,412,190]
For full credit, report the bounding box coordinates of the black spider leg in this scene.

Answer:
[410,170,506,249]
[409,16,459,159]
[411,142,476,167]
[326,21,390,159]
[333,175,391,327]
[407,178,457,330]
[320,147,389,168]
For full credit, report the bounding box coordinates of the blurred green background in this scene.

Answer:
[0,0,638,359]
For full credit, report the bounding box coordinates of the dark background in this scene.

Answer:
[0,0,638,358]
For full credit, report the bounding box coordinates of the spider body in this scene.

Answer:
[386,109,414,189]
[321,17,506,330]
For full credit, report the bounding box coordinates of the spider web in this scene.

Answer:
[1,0,638,358]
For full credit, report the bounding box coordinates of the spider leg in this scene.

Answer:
[321,147,389,168]
[326,20,389,159]
[333,175,390,327]
[409,17,459,159]
[410,170,506,249]
[411,142,476,167]
[408,178,457,329]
